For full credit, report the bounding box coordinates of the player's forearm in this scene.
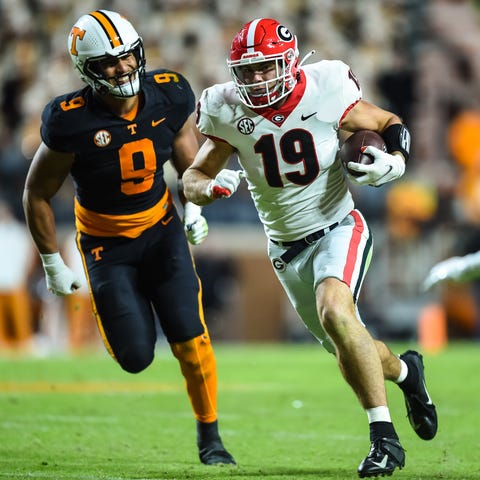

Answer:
[182,168,215,206]
[22,190,60,254]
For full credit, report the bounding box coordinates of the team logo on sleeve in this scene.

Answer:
[237,117,255,135]
[94,130,112,147]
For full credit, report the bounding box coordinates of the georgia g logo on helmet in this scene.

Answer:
[277,25,293,42]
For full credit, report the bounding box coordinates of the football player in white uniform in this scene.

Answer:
[182,18,437,477]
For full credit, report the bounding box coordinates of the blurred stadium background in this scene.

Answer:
[1,0,480,355]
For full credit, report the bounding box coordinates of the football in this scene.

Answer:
[339,130,387,177]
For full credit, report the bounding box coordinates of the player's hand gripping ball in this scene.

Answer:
[339,130,387,177]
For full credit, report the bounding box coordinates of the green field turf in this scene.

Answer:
[0,341,479,479]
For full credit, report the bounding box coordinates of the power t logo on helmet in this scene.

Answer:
[227,18,299,108]
[68,10,146,97]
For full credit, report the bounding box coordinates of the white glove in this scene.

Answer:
[347,147,405,187]
[40,252,81,296]
[206,169,245,199]
[183,202,208,245]
[422,252,480,291]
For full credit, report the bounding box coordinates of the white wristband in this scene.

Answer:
[184,202,202,219]
[40,252,63,267]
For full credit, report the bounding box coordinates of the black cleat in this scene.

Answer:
[399,350,438,440]
[358,437,405,478]
[199,440,236,465]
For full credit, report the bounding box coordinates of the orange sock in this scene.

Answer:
[170,333,218,423]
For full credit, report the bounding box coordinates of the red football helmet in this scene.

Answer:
[227,18,299,108]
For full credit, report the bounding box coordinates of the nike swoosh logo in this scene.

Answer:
[374,166,393,184]
[422,379,433,405]
[372,455,388,469]
[161,215,173,225]
[152,117,166,127]
[301,112,317,121]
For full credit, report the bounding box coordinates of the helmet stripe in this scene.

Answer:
[246,18,262,53]
[89,10,123,48]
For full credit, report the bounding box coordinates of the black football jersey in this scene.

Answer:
[41,69,195,217]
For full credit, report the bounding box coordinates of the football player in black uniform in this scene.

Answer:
[22,10,235,466]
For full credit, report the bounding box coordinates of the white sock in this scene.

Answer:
[395,358,409,384]
[366,406,392,423]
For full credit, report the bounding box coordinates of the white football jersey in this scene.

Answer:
[196,60,362,242]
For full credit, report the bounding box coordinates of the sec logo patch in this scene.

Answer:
[237,118,255,135]
[94,130,112,147]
